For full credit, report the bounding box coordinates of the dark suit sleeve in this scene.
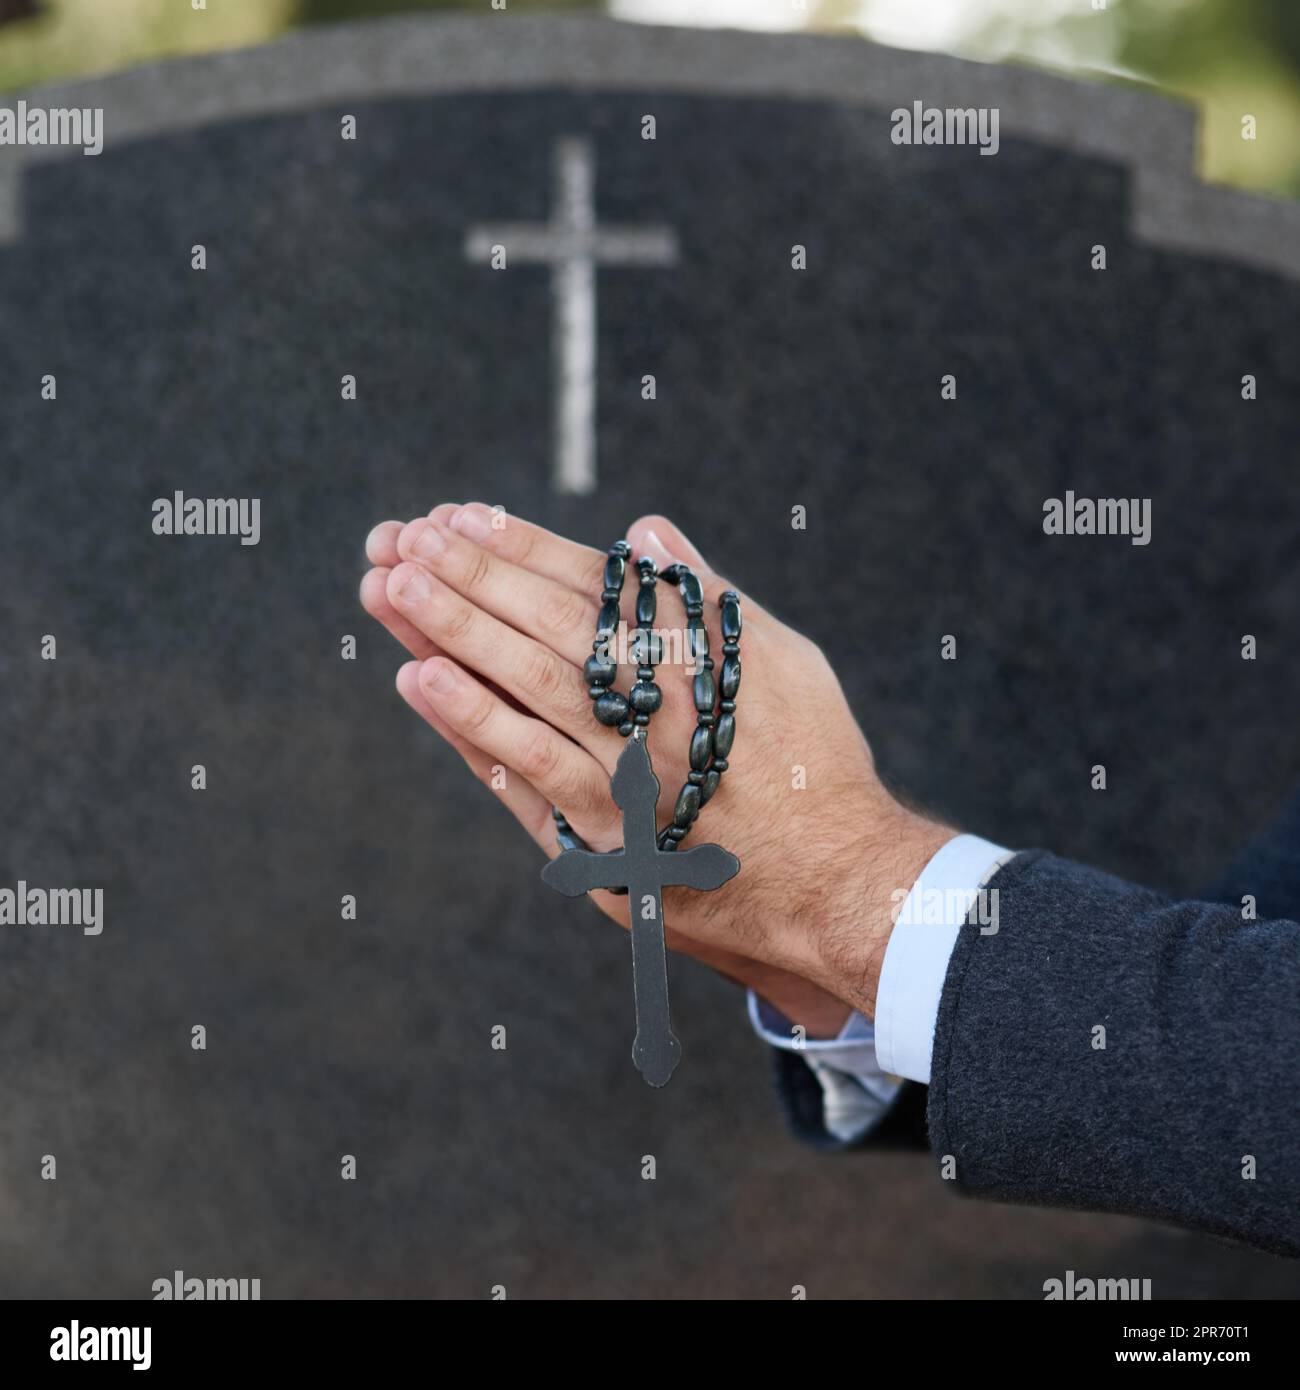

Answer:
[927,848,1300,1256]
[1199,786,1300,920]
[770,787,1300,1161]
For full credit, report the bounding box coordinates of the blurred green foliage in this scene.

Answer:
[0,0,1295,195]
[1118,0,1300,194]
[960,0,1300,195]
[295,0,591,20]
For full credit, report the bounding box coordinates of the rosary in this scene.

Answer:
[541,540,742,1086]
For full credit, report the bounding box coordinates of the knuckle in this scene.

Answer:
[536,584,590,641]
[557,675,593,726]
[459,544,493,595]
[518,725,564,783]
[521,643,566,703]
[437,600,477,644]
[459,689,496,739]
[579,553,607,594]
[510,525,539,566]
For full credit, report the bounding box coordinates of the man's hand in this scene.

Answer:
[360,505,952,1031]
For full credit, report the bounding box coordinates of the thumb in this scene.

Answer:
[626,514,757,615]
[626,514,711,576]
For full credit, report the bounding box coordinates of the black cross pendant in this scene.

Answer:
[541,736,740,1086]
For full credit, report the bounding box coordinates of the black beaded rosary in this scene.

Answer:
[541,540,742,1086]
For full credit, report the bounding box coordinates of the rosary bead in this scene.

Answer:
[597,598,620,636]
[594,691,630,726]
[630,680,662,714]
[584,651,617,686]
[689,725,714,770]
[558,539,745,864]
[713,713,736,758]
[679,572,703,607]
[636,586,657,627]
[630,630,663,666]
[693,669,716,713]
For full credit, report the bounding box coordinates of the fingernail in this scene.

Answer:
[393,564,431,603]
[410,519,447,561]
[640,529,677,567]
[451,503,492,541]
[423,659,458,694]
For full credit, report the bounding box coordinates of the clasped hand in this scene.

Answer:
[360,505,951,1038]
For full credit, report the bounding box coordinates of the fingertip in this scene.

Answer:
[448,501,495,541]
[418,654,461,699]
[365,520,403,567]
[387,561,431,606]
[395,516,431,560]
[397,659,446,721]
[396,658,421,689]
[359,566,392,614]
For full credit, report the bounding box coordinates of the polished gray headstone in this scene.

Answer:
[0,15,1298,1298]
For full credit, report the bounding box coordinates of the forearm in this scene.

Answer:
[928,848,1300,1256]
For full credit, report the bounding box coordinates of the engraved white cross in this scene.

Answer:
[464,136,678,495]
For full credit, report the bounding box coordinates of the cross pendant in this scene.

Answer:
[541,736,740,1086]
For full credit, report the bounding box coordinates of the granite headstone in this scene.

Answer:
[1,15,1298,1297]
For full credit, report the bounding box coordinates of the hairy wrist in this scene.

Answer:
[811,802,956,1022]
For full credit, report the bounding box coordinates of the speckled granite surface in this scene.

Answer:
[0,21,1298,1298]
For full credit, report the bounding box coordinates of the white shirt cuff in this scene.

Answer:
[747,991,904,1141]
[874,834,1014,1085]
